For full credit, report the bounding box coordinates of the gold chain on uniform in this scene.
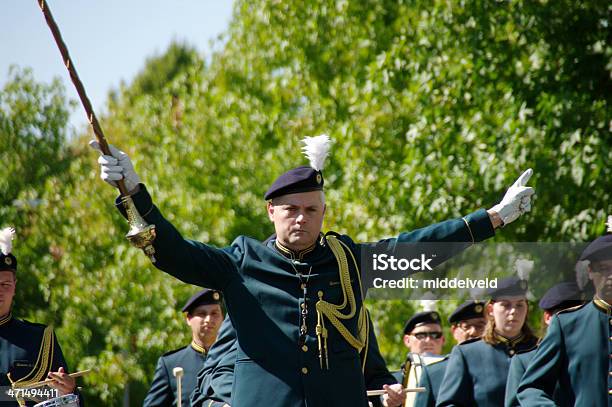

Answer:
[9,325,55,405]
[315,235,369,370]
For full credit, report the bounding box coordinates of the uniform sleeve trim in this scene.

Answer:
[462,217,475,244]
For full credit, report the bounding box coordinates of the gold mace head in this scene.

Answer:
[122,195,157,262]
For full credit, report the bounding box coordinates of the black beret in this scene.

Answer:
[264,166,324,200]
[182,289,222,313]
[403,311,442,335]
[0,253,17,273]
[538,282,583,311]
[579,235,612,263]
[448,301,485,324]
[488,276,528,299]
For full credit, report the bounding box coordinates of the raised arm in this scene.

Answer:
[90,141,242,290]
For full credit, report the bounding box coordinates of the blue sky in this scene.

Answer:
[0,0,235,131]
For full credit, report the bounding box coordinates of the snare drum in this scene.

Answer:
[34,394,79,407]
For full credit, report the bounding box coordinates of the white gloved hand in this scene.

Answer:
[89,140,141,193]
[490,169,535,226]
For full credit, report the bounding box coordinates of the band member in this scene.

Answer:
[517,220,612,407]
[437,277,538,407]
[91,135,533,406]
[394,310,445,407]
[144,289,223,407]
[0,227,79,406]
[414,300,485,407]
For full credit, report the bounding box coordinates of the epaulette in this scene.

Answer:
[458,337,481,346]
[162,346,187,357]
[20,319,47,328]
[556,302,588,315]
[14,318,48,334]
[324,231,342,238]
[323,231,341,246]
[425,355,449,366]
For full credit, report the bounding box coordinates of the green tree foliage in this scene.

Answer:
[4,0,610,404]
[0,67,72,209]
[129,42,202,98]
[0,66,74,315]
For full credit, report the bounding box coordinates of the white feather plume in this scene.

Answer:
[301,134,331,171]
[0,227,15,255]
[469,287,486,301]
[515,258,534,280]
[575,260,590,290]
[420,298,437,312]
[607,215,612,233]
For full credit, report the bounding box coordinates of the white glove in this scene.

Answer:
[490,168,535,226]
[89,140,141,192]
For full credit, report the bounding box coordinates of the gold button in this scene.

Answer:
[302,367,308,374]
[609,372,612,376]
[609,319,612,325]
[317,290,323,297]
[609,389,612,395]
[509,350,515,355]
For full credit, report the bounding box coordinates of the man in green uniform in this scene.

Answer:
[144,289,223,407]
[91,135,534,406]
[414,300,485,407]
[393,310,446,407]
[0,227,79,407]
[517,227,612,407]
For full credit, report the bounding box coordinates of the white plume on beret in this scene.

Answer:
[515,258,534,280]
[420,298,437,312]
[575,260,590,290]
[301,134,331,171]
[607,215,612,233]
[0,227,15,255]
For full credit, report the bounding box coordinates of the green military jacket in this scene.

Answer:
[143,343,207,407]
[504,347,535,407]
[437,335,537,407]
[517,300,612,406]
[190,316,236,407]
[414,356,448,407]
[191,313,399,407]
[0,314,76,406]
[120,185,495,407]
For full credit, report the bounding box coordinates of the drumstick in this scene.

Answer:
[173,367,184,407]
[366,387,426,396]
[18,369,92,389]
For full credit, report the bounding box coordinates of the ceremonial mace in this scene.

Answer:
[35,0,156,261]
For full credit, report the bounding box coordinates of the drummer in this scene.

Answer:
[0,227,79,406]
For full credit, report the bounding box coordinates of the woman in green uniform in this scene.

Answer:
[436,277,538,407]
